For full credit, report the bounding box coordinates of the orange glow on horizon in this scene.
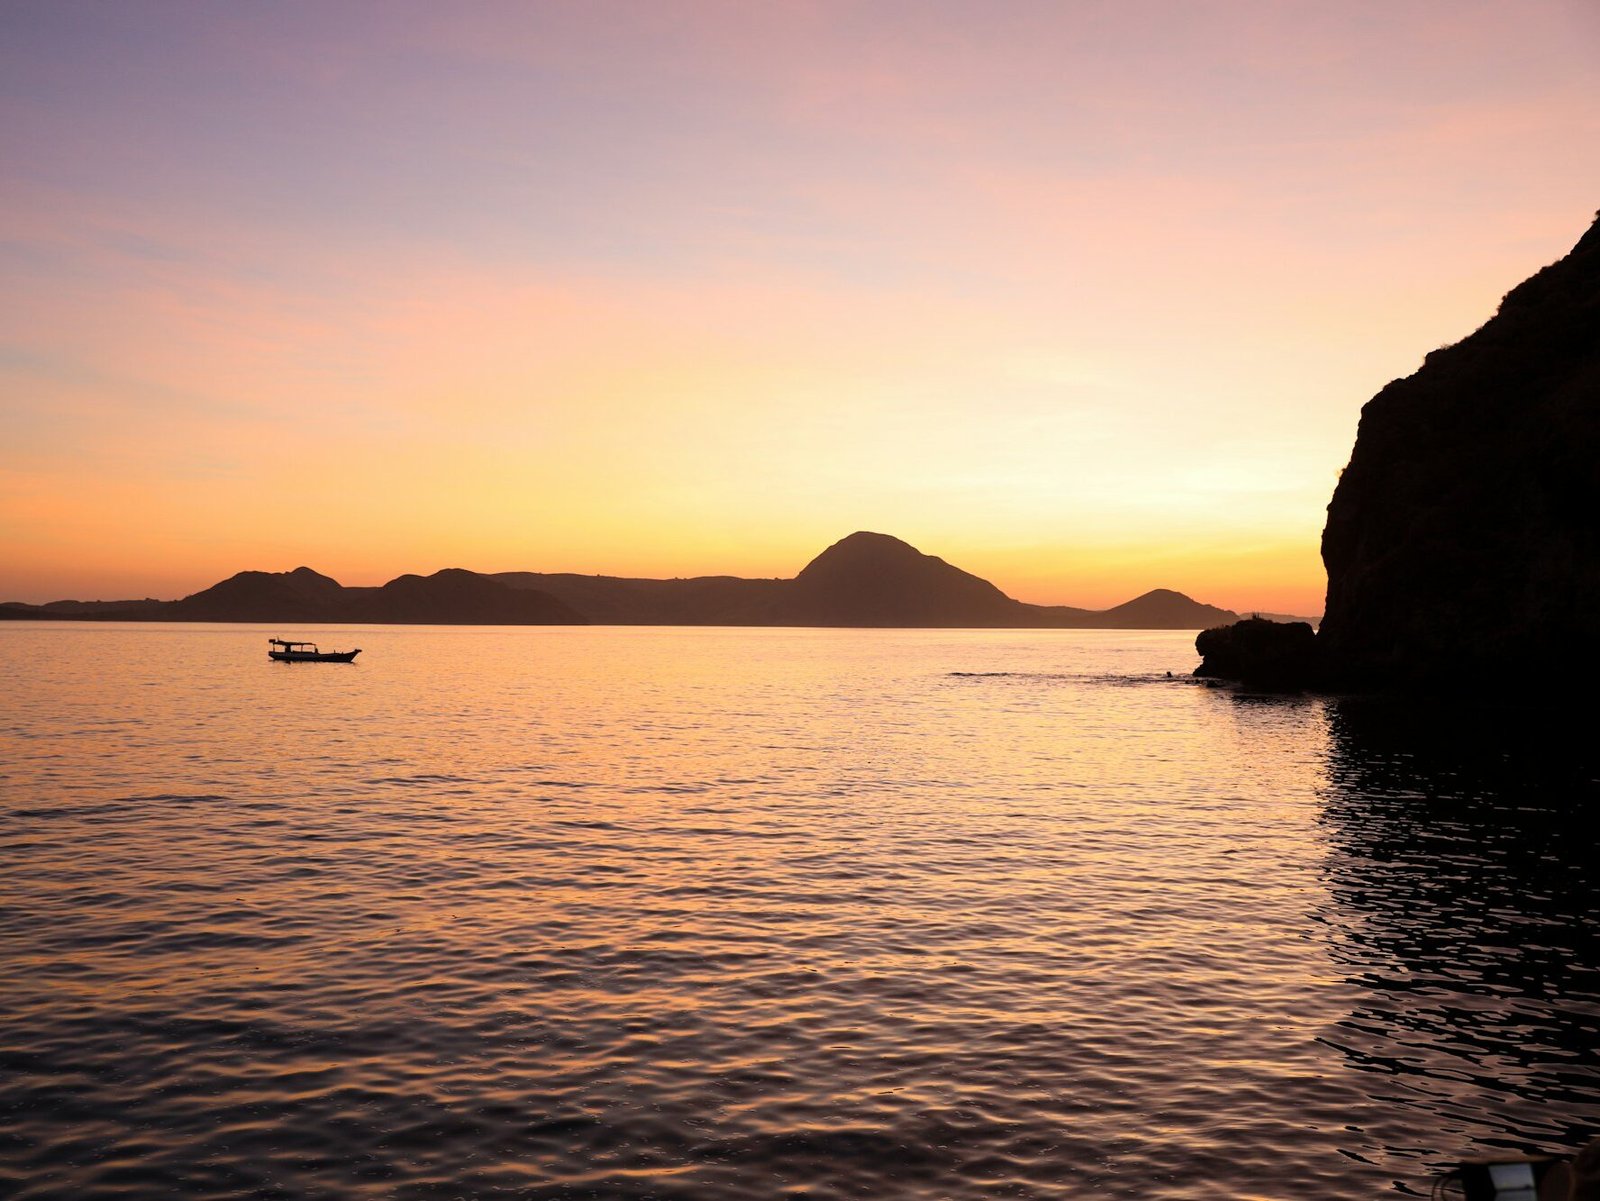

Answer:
[3,4,1598,614]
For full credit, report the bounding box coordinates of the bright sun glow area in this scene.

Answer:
[3,2,1599,614]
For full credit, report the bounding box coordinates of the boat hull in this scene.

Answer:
[268,650,360,663]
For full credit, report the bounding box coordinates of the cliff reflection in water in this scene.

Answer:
[1314,697,1600,1162]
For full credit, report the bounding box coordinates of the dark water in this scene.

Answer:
[1,624,1595,1199]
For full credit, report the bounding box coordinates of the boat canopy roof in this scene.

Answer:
[269,638,316,648]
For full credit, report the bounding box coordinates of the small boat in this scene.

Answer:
[268,638,360,663]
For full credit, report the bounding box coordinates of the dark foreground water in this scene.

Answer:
[1,624,1596,1200]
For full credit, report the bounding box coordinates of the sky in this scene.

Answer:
[2,1,1598,613]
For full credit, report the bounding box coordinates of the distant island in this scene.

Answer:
[1,531,1278,630]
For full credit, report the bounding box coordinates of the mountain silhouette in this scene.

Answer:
[5,533,1240,629]
[497,532,1237,628]
[172,566,345,621]
[1094,588,1239,630]
[777,531,1028,626]
[0,598,163,620]
[0,567,586,625]
[489,572,784,625]
[341,569,585,624]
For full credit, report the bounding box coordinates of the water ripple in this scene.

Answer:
[1,625,1595,1199]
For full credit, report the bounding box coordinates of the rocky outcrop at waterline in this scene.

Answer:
[1198,211,1600,690]
[1193,618,1318,690]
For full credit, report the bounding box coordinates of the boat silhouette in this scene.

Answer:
[267,638,360,663]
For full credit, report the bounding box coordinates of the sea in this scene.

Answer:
[1,623,1596,1200]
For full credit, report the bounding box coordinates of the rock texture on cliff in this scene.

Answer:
[1318,212,1600,687]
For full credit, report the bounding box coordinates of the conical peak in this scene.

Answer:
[798,532,929,577]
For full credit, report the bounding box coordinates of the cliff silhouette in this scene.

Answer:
[5,533,1239,629]
[1198,210,1600,688]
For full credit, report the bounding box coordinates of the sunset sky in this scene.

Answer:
[3,2,1598,613]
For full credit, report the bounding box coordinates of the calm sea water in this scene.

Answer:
[1,623,1596,1200]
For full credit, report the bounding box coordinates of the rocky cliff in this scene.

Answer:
[1319,213,1600,688]
[1196,211,1600,689]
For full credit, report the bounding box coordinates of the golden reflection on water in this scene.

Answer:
[1,624,1595,1200]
